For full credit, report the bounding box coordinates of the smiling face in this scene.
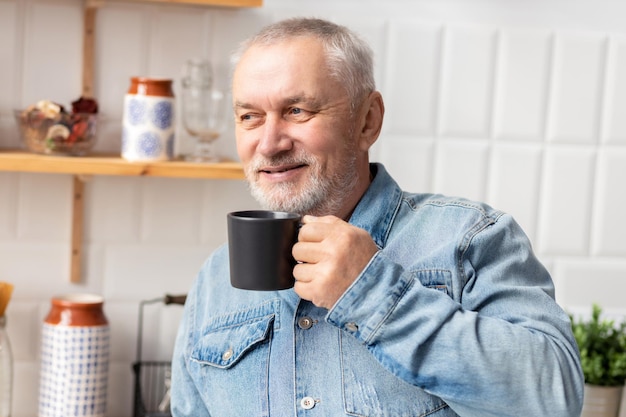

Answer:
[232,36,381,218]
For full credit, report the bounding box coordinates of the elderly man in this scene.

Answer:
[171,17,583,417]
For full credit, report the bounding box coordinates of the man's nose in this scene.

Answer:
[256,115,293,156]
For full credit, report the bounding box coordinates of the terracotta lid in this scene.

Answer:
[44,293,108,327]
[128,77,174,97]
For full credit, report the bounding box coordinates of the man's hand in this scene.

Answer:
[292,215,379,309]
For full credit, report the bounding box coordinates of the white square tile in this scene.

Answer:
[0,172,18,239]
[591,147,626,255]
[16,173,72,241]
[140,177,204,244]
[85,176,141,243]
[0,1,18,111]
[601,35,626,144]
[554,258,626,310]
[106,361,134,417]
[546,32,605,144]
[149,6,211,79]
[493,28,551,142]
[105,301,140,362]
[378,135,435,193]
[103,244,208,301]
[22,2,83,106]
[96,6,146,120]
[536,146,595,254]
[0,241,104,299]
[438,25,496,138]
[433,139,489,201]
[382,21,441,136]
[486,143,543,242]
[5,301,40,361]
[0,113,22,149]
[12,361,40,417]
[200,179,258,247]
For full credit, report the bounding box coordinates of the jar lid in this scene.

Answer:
[52,293,104,306]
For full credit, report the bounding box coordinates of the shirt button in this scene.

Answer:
[345,322,358,332]
[222,348,233,361]
[298,316,314,330]
[300,396,316,410]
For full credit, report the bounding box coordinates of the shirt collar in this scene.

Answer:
[349,163,403,249]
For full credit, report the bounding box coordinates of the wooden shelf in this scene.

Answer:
[0,150,245,284]
[86,0,262,8]
[0,150,245,179]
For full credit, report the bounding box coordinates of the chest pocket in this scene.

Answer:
[190,312,274,368]
[187,300,278,416]
[418,269,452,297]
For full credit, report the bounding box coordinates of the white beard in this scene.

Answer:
[245,150,359,216]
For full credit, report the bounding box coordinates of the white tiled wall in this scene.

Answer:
[1,0,626,415]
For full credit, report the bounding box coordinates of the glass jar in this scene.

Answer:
[0,315,12,417]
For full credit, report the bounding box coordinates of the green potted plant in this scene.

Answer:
[571,304,626,417]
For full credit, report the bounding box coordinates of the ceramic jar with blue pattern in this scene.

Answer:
[122,77,175,161]
[38,294,110,417]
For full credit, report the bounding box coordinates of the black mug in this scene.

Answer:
[227,210,301,291]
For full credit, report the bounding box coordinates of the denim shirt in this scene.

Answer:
[171,163,583,417]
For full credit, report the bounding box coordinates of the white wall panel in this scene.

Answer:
[140,177,203,244]
[487,143,542,241]
[96,7,147,120]
[149,7,211,79]
[555,259,626,309]
[537,146,595,254]
[433,139,489,201]
[86,176,142,242]
[103,245,207,300]
[601,35,626,144]
[546,32,606,144]
[6,302,40,361]
[493,29,550,142]
[106,301,139,362]
[383,21,441,136]
[438,25,496,138]
[0,2,18,110]
[16,173,71,240]
[106,363,134,417]
[591,147,626,255]
[0,172,18,239]
[378,136,435,193]
[199,179,258,247]
[11,362,39,417]
[22,2,83,106]
[0,242,97,298]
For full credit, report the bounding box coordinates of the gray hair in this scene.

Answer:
[231,17,376,112]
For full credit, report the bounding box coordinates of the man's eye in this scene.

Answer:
[237,113,263,129]
[286,107,314,121]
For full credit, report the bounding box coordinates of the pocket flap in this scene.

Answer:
[190,313,275,369]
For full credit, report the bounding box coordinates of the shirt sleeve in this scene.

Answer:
[326,213,584,417]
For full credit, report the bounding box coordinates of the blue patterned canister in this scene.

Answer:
[122,77,175,161]
[38,294,110,417]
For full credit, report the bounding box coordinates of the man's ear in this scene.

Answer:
[357,91,385,151]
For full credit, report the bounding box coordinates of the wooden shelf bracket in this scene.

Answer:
[70,175,89,283]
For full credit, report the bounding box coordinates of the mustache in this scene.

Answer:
[247,152,317,173]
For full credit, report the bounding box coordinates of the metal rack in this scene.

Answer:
[132,294,186,417]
